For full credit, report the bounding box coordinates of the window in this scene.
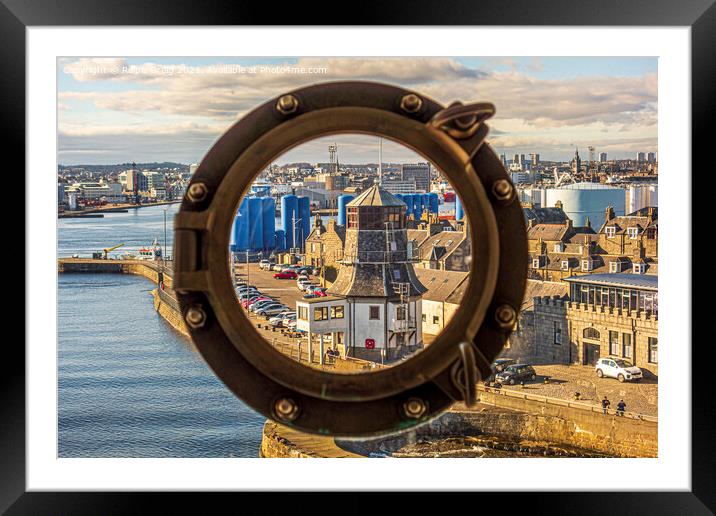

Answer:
[648,337,658,363]
[583,327,600,340]
[369,306,380,320]
[561,260,570,271]
[609,260,622,273]
[554,242,564,253]
[298,306,308,321]
[622,333,632,359]
[421,314,426,322]
[314,307,328,321]
[331,305,344,319]
[581,259,593,272]
[433,315,440,325]
[633,262,646,274]
[627,227,639,239]
[393,269,401,280]
[609,331,619,355]
[396,306,406,320]
[605,226,616,237]
[553,321,562,345]
[532,258,541,269]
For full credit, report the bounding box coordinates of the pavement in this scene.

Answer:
[494,364,658,417]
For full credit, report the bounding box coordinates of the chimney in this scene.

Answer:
[605,206,615,222]
[647,206,655,221]
[555,200,563,210]
[584,216,591,229]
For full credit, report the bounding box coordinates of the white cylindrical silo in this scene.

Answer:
[544,183,625,226]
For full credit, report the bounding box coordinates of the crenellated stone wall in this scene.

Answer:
[532,295,658,376]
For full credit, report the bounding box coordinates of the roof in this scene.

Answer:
[416,229,467,261]
[523,206,570,225]
[563,273,658,291]
[347,185,406,208]
[527,223,570,241]
[521,279,569,310]
[414,268,469,302]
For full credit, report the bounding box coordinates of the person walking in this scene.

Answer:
[616,399,626,416]
[601,396,611,415]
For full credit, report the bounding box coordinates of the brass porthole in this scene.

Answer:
[173,81,527,437]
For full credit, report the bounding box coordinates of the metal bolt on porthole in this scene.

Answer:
[173,81,527,438]
[400,93,423,113]
[274,398,300,422]
[494,304,517,330]
[491,178,515,203]
[185,306,206,329]
[186,182,208,204]
[276,94,299,115]
[403,398,427,419]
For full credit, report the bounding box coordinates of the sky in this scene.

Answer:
[57,57,657,165]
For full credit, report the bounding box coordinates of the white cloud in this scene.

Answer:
[58,57,658,163]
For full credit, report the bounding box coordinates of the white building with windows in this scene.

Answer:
[295,185,426,363]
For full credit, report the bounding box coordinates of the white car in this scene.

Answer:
[259,260,272,270]
[269,311,295,327]
[595,357,643,382]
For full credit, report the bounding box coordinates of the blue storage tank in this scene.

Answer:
[236,197,250,251]
[274,230,286,252]
[413,195,423,219]
[281,194,298,249]
[428,192,439,213]
[261,197,276,250]
[298,196,311,250]
[337,194,354,226]
[247,196,264,250]
[403,194,413,218]
[455,195,465,221]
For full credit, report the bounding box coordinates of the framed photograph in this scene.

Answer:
[11,0,710,512]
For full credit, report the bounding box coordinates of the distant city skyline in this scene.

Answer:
[58,57,657,165]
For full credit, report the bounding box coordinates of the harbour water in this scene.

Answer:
[58,205,265,457]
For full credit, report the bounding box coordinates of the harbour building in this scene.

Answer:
[295,185,427,363]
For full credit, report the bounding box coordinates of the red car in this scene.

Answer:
[242,296,271,308]
[274,271,297,279]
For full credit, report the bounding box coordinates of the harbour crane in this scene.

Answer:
[100,243,125,259]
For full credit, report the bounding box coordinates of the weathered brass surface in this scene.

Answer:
[173,81,527,437]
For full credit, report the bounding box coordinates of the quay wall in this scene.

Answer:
[263,396,657,458]
[152,288,189,337]
[58,258,173,288]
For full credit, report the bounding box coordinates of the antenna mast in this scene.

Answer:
[378,138,383,185]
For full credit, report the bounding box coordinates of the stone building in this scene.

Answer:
[530,273,658,377]
[414,226,471,272]
[303,215,346,284]
[296,185,427,363]
[527,204,658,281]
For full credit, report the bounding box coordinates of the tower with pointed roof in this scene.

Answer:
[328,184,427,361]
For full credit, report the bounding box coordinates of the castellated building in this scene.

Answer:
[295,185,427,364]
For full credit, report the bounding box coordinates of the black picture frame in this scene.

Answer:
[7,0,710,512]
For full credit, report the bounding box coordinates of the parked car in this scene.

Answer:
[243,296,271,309]
[269,312,296,327]
[298,282,318,292]
[595,357,643,382]
[494,358,516,373]
[250,300,277,312]
[307,286,327,297]
[311,267,321,276]
[303,293,319,299]
[257,304,289,317]
[271,264,283,272]
[274,271,298,279]
[495,364,537,385]
[259,260,273,270]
